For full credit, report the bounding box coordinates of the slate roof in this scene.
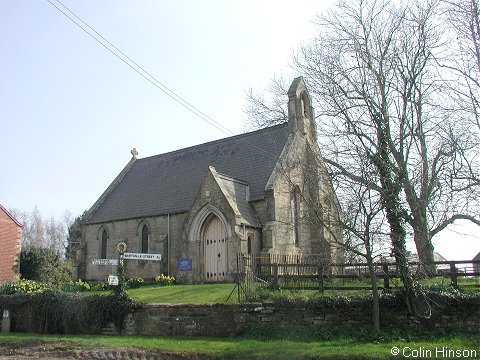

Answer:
[86,123,289,224]
[216,171,262,228]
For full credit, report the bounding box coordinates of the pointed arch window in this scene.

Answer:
[301,92,310,118]
[247,234,252,255]
[141,224,149,253]
[291,186,300,247]
[101,229,108,259]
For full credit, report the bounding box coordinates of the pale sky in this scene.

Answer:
[1,0,478,260]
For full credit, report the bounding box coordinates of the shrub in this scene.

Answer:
[1,279,93,295]
[127,277,144,289]
[0,279,50,294]
[20,247,72,285]
[60,279,91,292]
[0,281,15,295]
[88,281,109,291]
[0,291,140,334]
[154,274,175,286]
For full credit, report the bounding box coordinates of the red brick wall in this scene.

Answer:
[0,208,22,281]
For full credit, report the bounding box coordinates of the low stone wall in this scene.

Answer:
[3,294,478,336]
[100,300,480,337]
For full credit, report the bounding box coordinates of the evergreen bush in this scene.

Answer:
[20,247,72,285]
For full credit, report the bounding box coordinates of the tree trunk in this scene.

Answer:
[385,206,415,316]
[375,147,415,315]
[414,226,435,276]
[373,132,416,315]
[366,256,380,332]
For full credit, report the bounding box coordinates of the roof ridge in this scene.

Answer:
[138,122,288,162]
[216,172,249,185]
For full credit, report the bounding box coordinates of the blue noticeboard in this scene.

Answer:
[178,259,192,271]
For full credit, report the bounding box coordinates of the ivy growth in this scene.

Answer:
[0,290,140,334]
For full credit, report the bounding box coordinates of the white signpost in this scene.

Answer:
[92,247,162,290]
[92,259,119,266]
[92,254,161,265]
[121,252,162,261]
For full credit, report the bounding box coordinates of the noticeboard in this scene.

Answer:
[108,275,119,286]
[178,259,192,271]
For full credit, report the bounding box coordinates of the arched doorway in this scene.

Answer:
[203,215,227,282]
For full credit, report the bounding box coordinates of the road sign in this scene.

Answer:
[92,259,118,266]
[108,275,119,286]
[122,252,162,261]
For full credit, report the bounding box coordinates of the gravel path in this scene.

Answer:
[0,344,210,360]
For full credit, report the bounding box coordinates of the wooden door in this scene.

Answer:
[204,216,227,282]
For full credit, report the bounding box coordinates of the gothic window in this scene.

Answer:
[301,93,309,118]
[247,233,253,255]
[100,229,108,259]
[141,224,149,253]
[291,186,300,247]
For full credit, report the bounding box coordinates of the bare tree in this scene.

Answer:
[244,75,290,131]
[338,180,385,330]
[9,207,71,257]
[246,0,480,268]
[9,206,46,248]
[45,216,68,257]
[442,0,480,131]
[318,156,391,330]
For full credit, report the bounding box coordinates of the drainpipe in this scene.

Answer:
[167,213,171,276]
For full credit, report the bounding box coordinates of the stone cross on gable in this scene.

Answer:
[131,148,138,159]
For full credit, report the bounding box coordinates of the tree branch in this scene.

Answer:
[430,214,480,238]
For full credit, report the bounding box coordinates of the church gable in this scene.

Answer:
[213,168,261,228]
[182,167,245,283]
[260,77,342,258]
[185,166,260,242]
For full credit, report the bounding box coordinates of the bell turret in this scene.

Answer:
[287,76,317,143]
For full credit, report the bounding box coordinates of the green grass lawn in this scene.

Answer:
[125,283,239,303]
[90,278,478,304]
[0,333,478,359]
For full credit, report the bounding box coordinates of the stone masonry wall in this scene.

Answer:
[100,301,479,337]
[3,298,478,336]
[84,212,188,282]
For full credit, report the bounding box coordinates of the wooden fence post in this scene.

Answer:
[272,263,279,290]
[317,265,324,293]
[382,263,390,290]
[237,255,242,302]
[450,263,458,289]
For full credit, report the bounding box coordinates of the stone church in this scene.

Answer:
[81,77,342,283]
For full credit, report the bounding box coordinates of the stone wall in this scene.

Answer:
[3,297,478,336]
[84,212,188,282]
[101,300,479,337]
